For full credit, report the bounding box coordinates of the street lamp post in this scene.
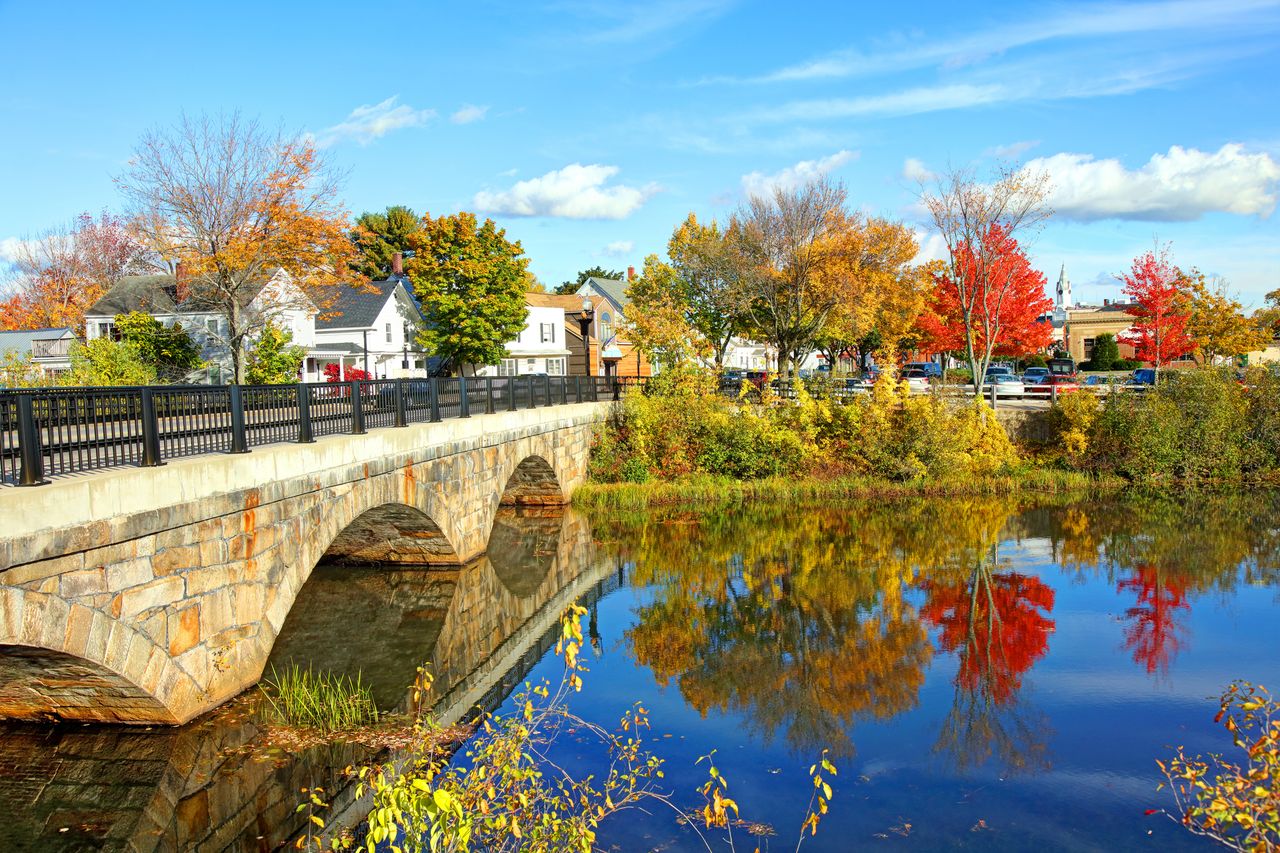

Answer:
[576,296,594,376]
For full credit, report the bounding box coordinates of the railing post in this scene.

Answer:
[544,376,553,407]
[988,382,997,409]
[507,376,517,411]
[525,376,535,409]
[141,387,167,464]
[15,394,47,486]
[1051,385,1058,405]
[485,378,496,414]
[574,375,583,404]
[296,383,315,443]
[429,378,442,422]
[612,378,622,402]
[350,380,366,434]
[459,376,470,418]
[227,385,249,454]
[394,379,408,427]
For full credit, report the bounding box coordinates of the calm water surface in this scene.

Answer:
[1,492,1277,851]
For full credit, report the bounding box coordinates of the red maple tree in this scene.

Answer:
[914,224,1053,373]
[1118,249,1195,370]
[1117,564,1190,677]
[919,568,1056,705]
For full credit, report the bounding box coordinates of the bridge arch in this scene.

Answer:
[322,502,460,566]
[0,589,200,724]
[499,455,565,506]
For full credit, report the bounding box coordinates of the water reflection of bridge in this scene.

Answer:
[0,508,619,853]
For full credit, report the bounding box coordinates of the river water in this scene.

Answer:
[2,492,1278,851]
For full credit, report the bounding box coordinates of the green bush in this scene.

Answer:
[1089,334,1120,371]
[1112,358,1141,371]
[1023,354,1048,369]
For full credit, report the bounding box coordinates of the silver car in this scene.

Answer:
[988,374,1026,398]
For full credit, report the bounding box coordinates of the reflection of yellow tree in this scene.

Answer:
[622,497,1021,756]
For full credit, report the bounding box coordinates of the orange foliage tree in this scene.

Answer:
[118,114,361,382]
[1118,248,1195,374]
[915,223,1054,376]
[0,211,146,333]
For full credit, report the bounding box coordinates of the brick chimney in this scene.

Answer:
[391,252,404,276]
[627,266,635,281]
[173,260,190,304]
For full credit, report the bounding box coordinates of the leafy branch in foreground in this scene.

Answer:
[299,604,838,852]
[1154,680,1279,851]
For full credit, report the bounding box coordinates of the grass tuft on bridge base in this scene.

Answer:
[260,664,379,734]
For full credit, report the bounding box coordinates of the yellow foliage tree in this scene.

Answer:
[1184,273,1271,365]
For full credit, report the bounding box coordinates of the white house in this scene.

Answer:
[472,299,572,377]
[311,276,427,380]
[83,269,428,383]
[0,327,75,382]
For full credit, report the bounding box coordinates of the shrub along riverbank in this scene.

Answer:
[578,367,1280,509]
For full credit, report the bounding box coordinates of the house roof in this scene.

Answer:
[87,270,285,317]
[317,277,418,330]
[578,277,629,312]
[0,327,74,354]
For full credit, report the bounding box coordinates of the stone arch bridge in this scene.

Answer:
[0,402,609,725]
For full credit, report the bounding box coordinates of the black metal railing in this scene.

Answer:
[0,375,640,486]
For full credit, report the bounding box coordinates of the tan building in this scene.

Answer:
[1064,302,1138,363]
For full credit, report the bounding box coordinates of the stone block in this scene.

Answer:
[106,558,155,591]
[60,567,109,599]
[116,576,184,619]
[62,604,95,657]
[168,604,201,656]
[152,544,201,577]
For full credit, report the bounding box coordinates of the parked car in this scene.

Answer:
[902,369,932,393]
[745,370,770,389]
[1048,357,1078,379]
[985,364,1015,379]
[1021,367,1051,385]
[904,361,942,378]
[986,374,1026,398]
[1128,368,1157,386]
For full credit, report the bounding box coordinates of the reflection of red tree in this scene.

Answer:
[1117,563,1190,676]
[920,571,1055,705]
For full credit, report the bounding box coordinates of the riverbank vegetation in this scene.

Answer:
[580,367,1280,509]
[260,664,379,734]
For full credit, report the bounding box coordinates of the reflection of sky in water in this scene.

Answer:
[502,496,1280,852]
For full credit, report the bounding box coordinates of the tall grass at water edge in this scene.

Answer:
[260,663,379,733]
[572,469,1117,513]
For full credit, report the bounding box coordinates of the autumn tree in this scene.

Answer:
[118,113,361,383]
[1256,288,1280,339]
[62,338,156,386]
[114,311,203,382]
[815,217,928,372]
[1184,273,1270,366]
[624,254,711,370]
[406,212,529,375]
[1117,248,1195,376]
[731,178,849,377]
[554,266,623,295]
[0,211,148,333]
[350,205,420,279]
[245,321,306,384]
[665,214,750,367]
[914,224,1054,379]
[919,165,1052,385]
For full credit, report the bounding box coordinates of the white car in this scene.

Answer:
[986,374,1026,398]
[902,369,932,393]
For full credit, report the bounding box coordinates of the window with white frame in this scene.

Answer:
[599,312,613,342]
[547,357,565,376]
[540,322,556,343]
[385,322,393,343]
[498,358,518,376]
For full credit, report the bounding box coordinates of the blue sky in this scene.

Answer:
[1,0,1278,305]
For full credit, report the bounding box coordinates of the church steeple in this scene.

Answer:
[1055,264,1072,308]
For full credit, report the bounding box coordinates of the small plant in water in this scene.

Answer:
[261,663,379,734]
[1154,680,1280,851]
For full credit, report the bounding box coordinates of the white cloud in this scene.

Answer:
[312,96,435,148]
[987,140,1041,159]
[727,0,1280,84]
[1028,143,1280,221]
[910,228,950,264]
[741,149,857,198]
[473,164,658,219]
[0,237,26,265]
[450,104,489,125]
[737,84,1006,125]
[901,157,934,183]
[602,240,634,257]
[580,0,734,44]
